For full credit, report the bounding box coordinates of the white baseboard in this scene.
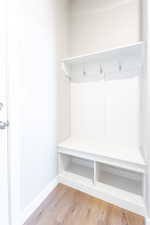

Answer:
[59,175,146,217]
[21,177,58,225]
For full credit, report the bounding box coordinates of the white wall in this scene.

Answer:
[8,0,57,223]
[20,0,57,208]
[70,0,142,153]
[0,0,9,224]
[70,0,141,56]
[56,0,70,143]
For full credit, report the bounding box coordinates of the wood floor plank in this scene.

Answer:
[24,184,145,225]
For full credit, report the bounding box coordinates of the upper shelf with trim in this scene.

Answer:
[61,42,144,82]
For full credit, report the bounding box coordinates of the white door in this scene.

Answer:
[0,0,9,224]
[0,99,9,225]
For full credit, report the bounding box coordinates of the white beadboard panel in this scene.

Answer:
[70,77,141,157]
[71,81,105,143]
[105,76,140,150]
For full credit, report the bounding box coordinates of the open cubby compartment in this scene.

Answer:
[95,162,143,196]
[59,153,94,184]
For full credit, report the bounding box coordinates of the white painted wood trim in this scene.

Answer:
[62,42,144,64]
[61,42,144,82]
[58,147,145,174]
[58,175,146,217]
[142,0,150,218]
[21,177,58,225]
[146,218,150,225]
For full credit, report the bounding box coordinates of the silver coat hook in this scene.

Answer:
[0,102,3,110]
[83,64,86,76]
[100,65,103,74]
[118,62,122,72]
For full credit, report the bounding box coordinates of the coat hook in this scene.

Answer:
[118,62,122,72]
[83,64,86,76]
[100,65,103,74]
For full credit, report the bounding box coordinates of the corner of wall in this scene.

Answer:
[21,177,58,225]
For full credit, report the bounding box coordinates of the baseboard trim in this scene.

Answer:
[21,177,58,225]
[59,175,146,217]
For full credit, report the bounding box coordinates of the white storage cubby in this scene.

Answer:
[59,153,94,184]
[57,0,146,217]
[59,152,143,197]
[58,150,145,215]
[95,162,143,196]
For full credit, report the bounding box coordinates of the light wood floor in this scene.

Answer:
[24,184,144,225]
